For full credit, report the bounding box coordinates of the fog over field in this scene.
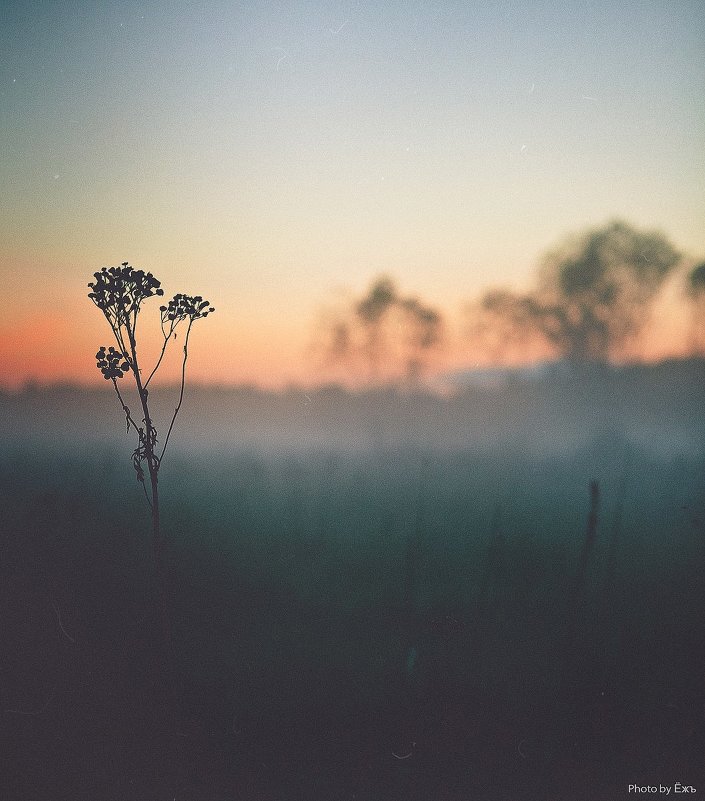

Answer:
[2,359,704,798]
[4,358,705,456]
[3,0,704,794]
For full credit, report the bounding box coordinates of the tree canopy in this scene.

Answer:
[687,261,705,354]
[688,262,705,297]
[474,220,681,363]
[321,276,443,385]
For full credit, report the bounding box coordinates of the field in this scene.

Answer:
[2,361,704,800]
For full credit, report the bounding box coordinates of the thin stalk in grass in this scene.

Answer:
[601,448,631,611]
[574,480,600,604]
[471,502,505,663]
[559,480,600,705]
[403,453,429,682]
[477,502,504,618]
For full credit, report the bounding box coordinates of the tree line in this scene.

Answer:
[319,220,705,385]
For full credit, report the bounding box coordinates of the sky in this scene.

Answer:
[1,0,704,388]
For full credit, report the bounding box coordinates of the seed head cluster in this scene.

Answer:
[96,346,131,380]
[88,262,214,492]
[160,293,215,324]
[88,263,164,320]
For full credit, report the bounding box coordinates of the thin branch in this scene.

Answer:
[145,320,177,389]
[124,319,157,474]
[140,475,153,510]
[126,319,140,377]
[160,319,193,462]
[111,379,141,435]
[126,320,161,500]
[111,321,131,367]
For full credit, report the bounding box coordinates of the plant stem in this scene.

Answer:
[125,321,170,649]
[145,322,175,389]
[574,480,599,602]
[160,320,192,462]
[111,380,141,435]
[559,480,600,704]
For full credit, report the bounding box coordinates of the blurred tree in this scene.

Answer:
[321,276,443,385]
[471,220,680,363]
[356,276,398,380]
[467,288,543,366]
[398,296,443,384]
[687,261,705,355]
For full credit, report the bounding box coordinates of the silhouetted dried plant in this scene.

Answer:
[88,263,214,605]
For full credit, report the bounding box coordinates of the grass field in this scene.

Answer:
[2,364,704,799]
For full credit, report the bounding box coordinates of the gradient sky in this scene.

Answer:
[1,0,704,387]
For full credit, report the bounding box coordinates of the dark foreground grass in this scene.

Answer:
[1,440,704,800]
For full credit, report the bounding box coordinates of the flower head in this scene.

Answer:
[96,346,131,380]
[88,263,163,323]
[160,293,215,324]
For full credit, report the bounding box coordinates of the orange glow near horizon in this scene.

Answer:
[0,307,313,390]
[2,4,703,390]
[0,286,696,392]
